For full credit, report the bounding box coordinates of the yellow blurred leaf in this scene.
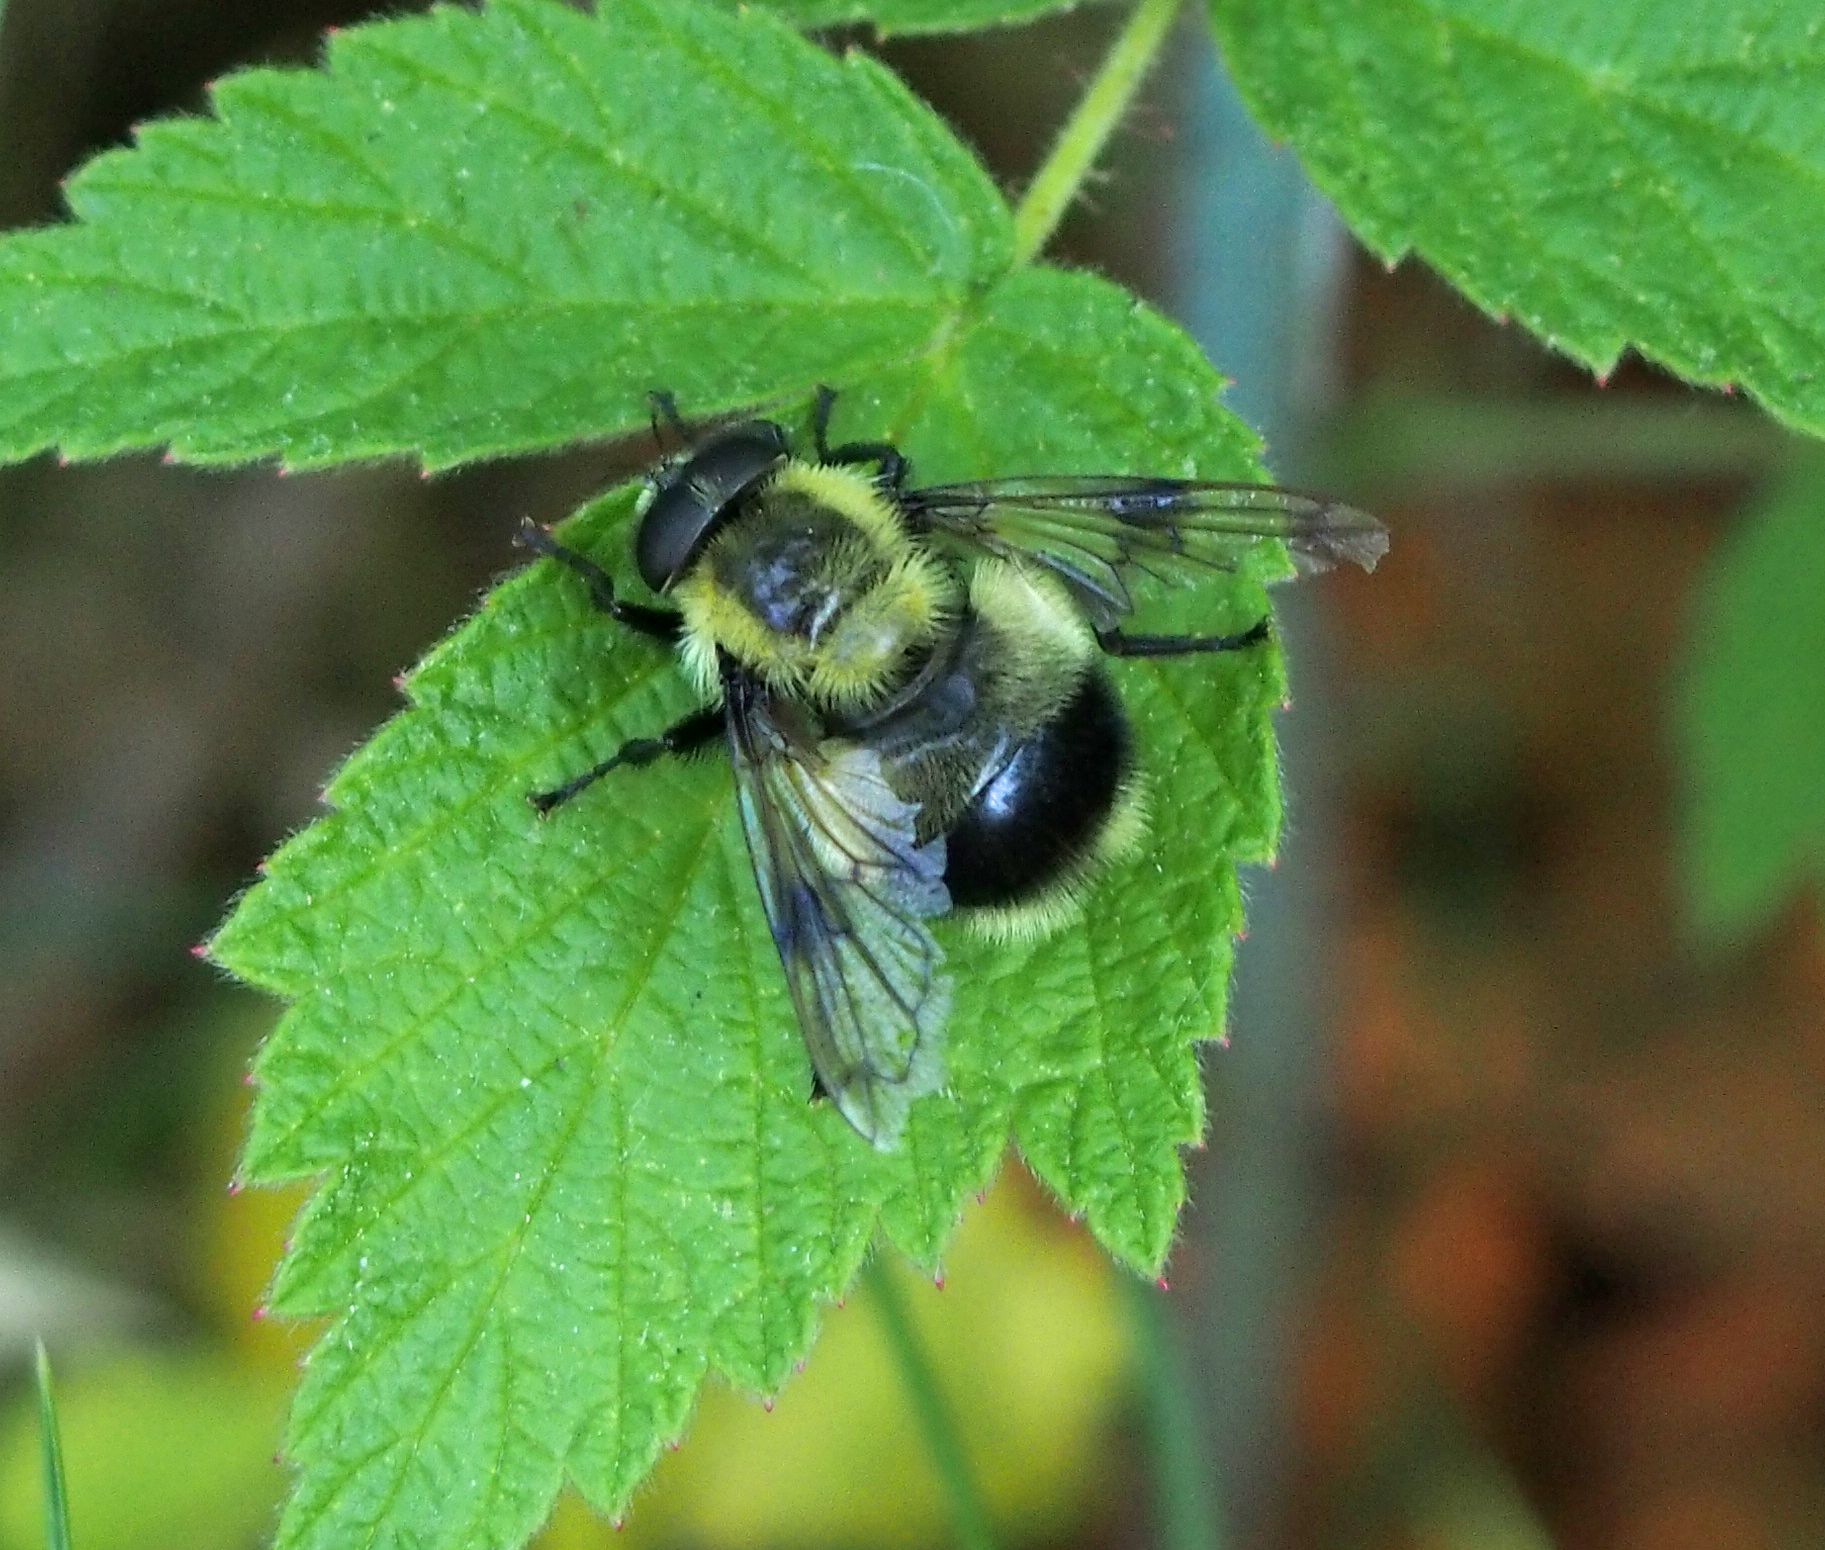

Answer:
[539,1174,1128,1549]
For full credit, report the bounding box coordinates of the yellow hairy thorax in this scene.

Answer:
[673,459,956,711]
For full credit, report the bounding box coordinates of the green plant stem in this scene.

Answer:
[35,1341,73,1550]
[1126,1278,1226,1550]
[1010,0,1185,266]
[865,1260,998,1550]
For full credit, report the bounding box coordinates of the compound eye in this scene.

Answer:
[634,421,789,591]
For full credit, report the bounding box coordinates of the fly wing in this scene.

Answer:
[725,677,951,1149]
[906,476,1387,628]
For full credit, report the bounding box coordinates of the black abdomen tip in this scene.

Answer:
[944,671,1131,910]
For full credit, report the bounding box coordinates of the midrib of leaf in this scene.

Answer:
[246,633,676,976]
[624,2,939,270]
[1312,6,1634,355]
[1394,0,1809,376]
[1224,0,1825,430]
[192,5,1273,1543]
[280,814,732,1550]
[4,0,1013,468]
[258,767,724,1187]
[347,24,841,284]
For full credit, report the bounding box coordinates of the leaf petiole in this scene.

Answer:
[1010,0,1185,267]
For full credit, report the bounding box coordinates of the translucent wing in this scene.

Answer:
[725,675,952,1149]
[905,476,1388,628]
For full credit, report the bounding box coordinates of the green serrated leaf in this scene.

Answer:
[737,0,1088,35]
[1214,0,1825,437]
[209,262,1278,1547]
[1680,460,1825,941]
[0,0,1007,469]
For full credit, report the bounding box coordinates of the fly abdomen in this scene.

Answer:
[943,669,1134,912]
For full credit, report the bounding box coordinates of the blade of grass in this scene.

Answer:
[1126,1278,1226,1550]
[864,1260,998,1550]
[35,1341,73,1550]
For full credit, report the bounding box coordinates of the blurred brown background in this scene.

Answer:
[2,4,1821,1549]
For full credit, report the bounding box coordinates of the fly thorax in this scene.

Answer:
[806,557,947,708]
[674,493,955,711]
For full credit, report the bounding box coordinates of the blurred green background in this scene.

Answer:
[2,4,1821,1550]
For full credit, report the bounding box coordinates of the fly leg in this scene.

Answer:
[514,519,681,642]
[809,384,908,491]
[648,389,690,452]
[1093,618,1272,657]
[530,707,723,815]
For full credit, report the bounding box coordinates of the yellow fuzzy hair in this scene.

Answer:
[967,559,1094,659]
[951,562,1147,943]
[959,772,1150,944]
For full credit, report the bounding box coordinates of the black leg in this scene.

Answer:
[515,519,681,642]
[809,384,839,459]
[1094,617,1272,658]
[648,389,688,452]
[531,706,723,815]
[809,384,908,490]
